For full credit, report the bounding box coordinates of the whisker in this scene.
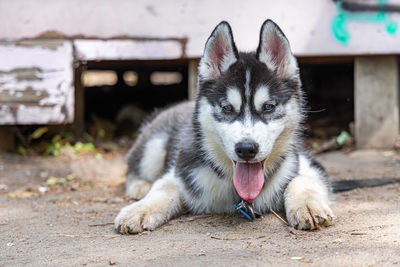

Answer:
[304,108,326,113]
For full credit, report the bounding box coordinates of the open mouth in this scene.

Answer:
[232,160,265,205]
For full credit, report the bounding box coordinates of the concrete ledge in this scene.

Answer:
[354,56,400,149]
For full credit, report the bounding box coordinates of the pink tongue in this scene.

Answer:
[233,162,264,204]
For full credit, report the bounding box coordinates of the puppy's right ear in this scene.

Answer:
[256,20,298,79]
[198,21,239,81]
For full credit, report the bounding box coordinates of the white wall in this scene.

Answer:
[1,0,400,57]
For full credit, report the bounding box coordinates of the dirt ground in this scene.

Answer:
[1,149,399,266]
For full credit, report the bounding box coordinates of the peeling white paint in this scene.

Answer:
[16,105,66,124]
[0,106,15,123]
[0,40,74,124]
[74,39,183,61]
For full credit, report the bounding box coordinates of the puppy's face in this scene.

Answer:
[197,21,302,164]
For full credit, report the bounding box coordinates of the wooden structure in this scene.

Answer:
[0,0,399,149]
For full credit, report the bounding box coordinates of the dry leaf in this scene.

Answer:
[45,176,58,186]
[5,189,37,199]
[290,256,304,260]
[0,184,8,191]
[30,127,48,139]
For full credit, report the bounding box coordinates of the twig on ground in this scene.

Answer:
[312,138,337,155]
[55,233,119,238]
[88,222,114,227]
[350,232,367,236]
[210,235,266,241]
[270,209,289,225]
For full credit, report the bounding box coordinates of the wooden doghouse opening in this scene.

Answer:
[81,60,188,138]
[79,59,354,141]
[300,61,354,143]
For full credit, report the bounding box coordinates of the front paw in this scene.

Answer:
[126,180,152,200]
[114,201,167,234]
[286,198,334,230]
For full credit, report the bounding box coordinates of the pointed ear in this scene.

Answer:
[198,21,239,80]
[256,20,298,79]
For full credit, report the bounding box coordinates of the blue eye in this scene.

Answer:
[263,103,276,112]
[222,104,234,113]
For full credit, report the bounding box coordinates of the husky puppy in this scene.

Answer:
[115,20,334,234]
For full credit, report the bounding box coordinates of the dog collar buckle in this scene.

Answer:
[234,200,261,221]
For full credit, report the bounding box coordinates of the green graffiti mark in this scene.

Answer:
[332,0,398,44]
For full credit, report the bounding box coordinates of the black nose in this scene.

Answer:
[235,141,259,160]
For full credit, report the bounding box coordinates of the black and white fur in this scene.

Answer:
[115,20,334,233]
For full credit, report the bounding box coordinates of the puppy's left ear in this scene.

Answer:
[198,21,239,80]
[256,20,298,79]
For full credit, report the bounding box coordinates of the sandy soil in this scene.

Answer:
[1,149,399,266]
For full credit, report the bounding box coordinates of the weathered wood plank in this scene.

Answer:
[74,39,184,61]
[0,126,15,151]
[0,40,74,125]
[188,59,199,100]
[73,65,85,137]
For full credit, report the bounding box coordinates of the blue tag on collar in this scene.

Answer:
[234,204,254,221]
